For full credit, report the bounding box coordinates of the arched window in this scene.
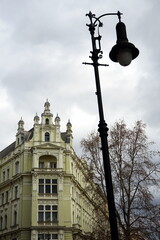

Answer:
[45,118,49,125]
[45,132,50,142]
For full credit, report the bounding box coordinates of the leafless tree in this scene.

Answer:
[81,120,160,240]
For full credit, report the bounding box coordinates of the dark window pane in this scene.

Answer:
[46,179,50,184]
[38,205,44,210]
[45,118,49,125]
[50,162,57,168]
[52,179,57,184]
[45,132,50,142]
[39,179,44,183]
[45,205,50,210]
[52,206,57,210]
[52,212,58,221]
[52,234,58,239]
[38,212,44,221]
[45,212,51,221]
[39,185,44,193]
[39,162,44,168]
[46,185,51,193]
[38,234,44,240]
[45,234,50,240]
[52,185,57,194]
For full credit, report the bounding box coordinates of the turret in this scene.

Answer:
[55,114,60,126]
[34,113,40,125]
[66,119,72,134]
[65,120,73,144]
[16,117,25,146]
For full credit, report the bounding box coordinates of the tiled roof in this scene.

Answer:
[0,141,16,158]
[0,128,34,159]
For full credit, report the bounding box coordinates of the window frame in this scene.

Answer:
[4,215,7,229]
[15,186,18,199]
[45,118,49,125]
[50,162,57,169]
[3,171,5,181]
[6,191,9,203]
[15,161,19,174]
[38,233,58,240]
[39,179,58,194]
[13,210,17,226]
[38,205,58,222]
[45,132,50,142]
[7,168,10,180]
[39,162,44,168]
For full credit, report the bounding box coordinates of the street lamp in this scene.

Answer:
[83,11,139,240]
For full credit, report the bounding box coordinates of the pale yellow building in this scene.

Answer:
[0,101,107,240]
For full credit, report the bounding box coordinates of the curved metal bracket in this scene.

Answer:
[85,11,123,65]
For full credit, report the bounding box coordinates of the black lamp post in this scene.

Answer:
[83,11,139,240]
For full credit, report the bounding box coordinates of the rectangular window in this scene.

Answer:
[15,162,19,174]
[3,171,5,181]
[39,179,44,193]
[38,234,44,240]
[38,234,58,240]
[52,179,57,193]
[39,179,57,194]
[15,186,18,199]
[38,205,58,222]
[50,162,57,168]
[45,205,51,221]
[7,169,10,180]
[6,191,8,203]
[38,205,44,222]
[52,234,58,240]
[2,193,4,205]
[14,211,17,226]
[4,215,7,229]
[39,162,44,168]
[52,206,58,221]
[0,217,3,230]
[45,179,51,193]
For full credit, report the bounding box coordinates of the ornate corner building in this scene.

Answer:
[0,101,108,240]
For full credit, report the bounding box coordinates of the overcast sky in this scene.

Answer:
[0,0,160,155]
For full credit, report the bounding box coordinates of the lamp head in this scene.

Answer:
[109,21,139,66]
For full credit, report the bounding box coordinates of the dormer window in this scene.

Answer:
[45,118,49,125]
[45,132,50,142]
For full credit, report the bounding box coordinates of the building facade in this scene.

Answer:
[0,101,107,240]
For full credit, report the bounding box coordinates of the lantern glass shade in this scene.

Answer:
[117,48,132,66]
